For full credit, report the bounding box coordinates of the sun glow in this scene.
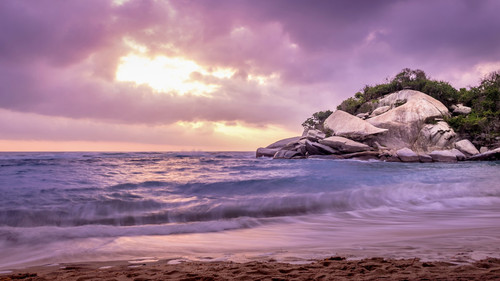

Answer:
[115,40,237,96]
[116,55,221,95]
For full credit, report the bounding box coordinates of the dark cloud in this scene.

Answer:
[0,1,113,66]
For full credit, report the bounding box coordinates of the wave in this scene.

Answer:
[0,217,266,246]
[2,179,499,228]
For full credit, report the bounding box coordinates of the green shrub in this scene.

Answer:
[336,97,364,115]
[302,110,333,130]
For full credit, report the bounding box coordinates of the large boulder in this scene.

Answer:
[396,147,419,162]
[455,139,479,156]
[414,121,456,152]
[266,136,302,149]
[366,90,452,152]
[324,110,388,141]
[319,136,371,153]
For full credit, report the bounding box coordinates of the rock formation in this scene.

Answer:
[366,90,452,152]
[256,90,500,162]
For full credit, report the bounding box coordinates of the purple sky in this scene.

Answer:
[1,0,500,151]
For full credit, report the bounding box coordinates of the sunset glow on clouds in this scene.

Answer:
[1,0,500,151]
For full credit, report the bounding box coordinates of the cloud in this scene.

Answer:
[0,0,499,150]
[0,109,295,150]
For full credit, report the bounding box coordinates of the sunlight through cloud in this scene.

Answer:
[116,54,221,96]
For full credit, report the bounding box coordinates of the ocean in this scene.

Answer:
[1,152,499,269]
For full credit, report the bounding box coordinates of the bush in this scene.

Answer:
[448,71,500,141]
[336,97,364,115]
[363,68,459,107]
[302,110,333,130]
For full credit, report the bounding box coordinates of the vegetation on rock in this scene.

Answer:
[302,110,333,131]
[337,68,460,114]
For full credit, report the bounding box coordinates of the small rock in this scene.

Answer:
[452,104,472,115]
[418,153,433,163]
[369,105,391,117]
[256,148,279,158]
[273,150,301,159]
[480,147,489,153]
[384,155,401,162]
[356,113,369,119]
[396,147,419,162]
[450,148,467,161]
[455,139,479,156]
[306,129,326,142]
[429,150,457,162]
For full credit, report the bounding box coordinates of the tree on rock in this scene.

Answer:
[302,110,333,131]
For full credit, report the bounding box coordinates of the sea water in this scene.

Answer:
[0,152,499,269]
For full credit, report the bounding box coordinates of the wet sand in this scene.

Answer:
[2,256,500,281]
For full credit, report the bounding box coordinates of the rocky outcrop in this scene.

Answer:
[323,110,388,140]
[257,90,499,162]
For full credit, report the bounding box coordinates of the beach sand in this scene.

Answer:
[2,256,500,281]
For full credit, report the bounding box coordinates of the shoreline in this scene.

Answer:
[2,256,500,281]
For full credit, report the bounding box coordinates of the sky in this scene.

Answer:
[1,0,500,151]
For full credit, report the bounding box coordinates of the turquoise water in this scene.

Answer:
[0,152,499,269]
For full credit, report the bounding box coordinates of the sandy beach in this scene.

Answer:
[1,256,500,281]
